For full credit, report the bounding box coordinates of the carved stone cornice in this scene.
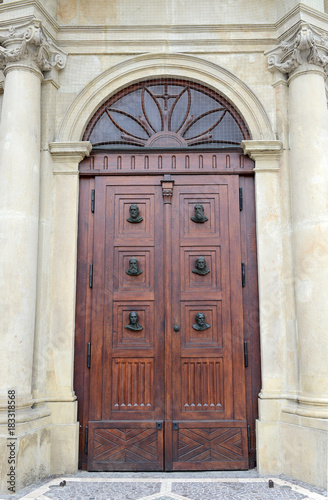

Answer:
[241,140,283,163]
[0,19,67,75]
[265,23,328,76]
[49,141,92,165]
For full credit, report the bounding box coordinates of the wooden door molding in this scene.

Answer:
[79,150,254,176]
[74,153,260,471]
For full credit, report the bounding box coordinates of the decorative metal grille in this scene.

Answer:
[84,80,250,149]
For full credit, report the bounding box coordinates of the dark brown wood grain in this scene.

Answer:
[74,151,260,471]
[74,177,94,469]
[239,175,261,468]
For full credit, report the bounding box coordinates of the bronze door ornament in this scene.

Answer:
[125,311,143,331]
[192,312,210,331]
[192,256,210,275]
[127,204,143,223]
[125,257,143,276]
[190,203,208,223]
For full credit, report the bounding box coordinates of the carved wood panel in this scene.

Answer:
[88,422,163,471]
[81,169,254,472]
[168,175,247,470]
[85,178,165,472]
[114,194,155,239]
[181,194,220,237]
[180,247,221,292]
[80,151,255,175]
[172,424,248,469]
[181,359,224,411]
[113,247,153,291]
[112,359,154,410]
[112,302,154,348]
[181,302,222,348]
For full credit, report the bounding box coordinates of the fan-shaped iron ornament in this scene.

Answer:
[85,81,249,149]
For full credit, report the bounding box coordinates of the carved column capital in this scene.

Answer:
[265,23,328,77]
[0,19,67,75]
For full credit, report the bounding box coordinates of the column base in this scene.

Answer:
[256,395,328,489]
[47,401,79,474]
[0,410,51,495]
[280,410,328,489]
[256,395,283,474]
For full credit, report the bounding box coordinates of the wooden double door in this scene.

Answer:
[76,162,260,471]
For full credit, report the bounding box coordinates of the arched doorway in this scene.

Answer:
[75,79,260,471]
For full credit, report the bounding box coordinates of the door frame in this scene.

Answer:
[74,148,260,470]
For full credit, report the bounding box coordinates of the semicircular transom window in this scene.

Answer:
[84,79,250,149]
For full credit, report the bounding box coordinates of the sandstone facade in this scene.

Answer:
[0,0,327,493]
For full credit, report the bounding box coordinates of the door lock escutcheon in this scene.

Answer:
[173,325,180,332]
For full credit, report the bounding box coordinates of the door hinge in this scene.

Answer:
[85,425,89,454]
[87,342,91,369]
[241,263,246,287]
[239,188,243,211]
[247,425,251,453]
[89,263,93,288]
[173,422,179,430]
[91,189,95,213]
[244,341,248,368]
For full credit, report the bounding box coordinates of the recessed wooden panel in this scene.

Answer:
[113,247,153,291]
[181,302,222,347]
[112,302,154,348]
[181,358,224,411]
[112,358,154,411]
[180,194,220,238]
[88,421,163,471]
[172,423,248,469]
[181,247,221,292]
[114,194,154,239]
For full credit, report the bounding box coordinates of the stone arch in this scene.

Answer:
[57,53,275,143]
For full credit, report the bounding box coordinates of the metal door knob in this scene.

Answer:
[173,325,180,332]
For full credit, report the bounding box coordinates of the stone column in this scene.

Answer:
[0,20,66,493]
[267,22,328,419]
[266,22,328,488]
[242,140,284,474]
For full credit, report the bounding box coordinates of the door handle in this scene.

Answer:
[173,325,180,332]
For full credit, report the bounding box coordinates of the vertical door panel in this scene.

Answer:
[167,175,248,470]
[83,168,250,471]
[87,177,164,471]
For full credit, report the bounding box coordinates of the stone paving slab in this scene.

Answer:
[0,472,326,500]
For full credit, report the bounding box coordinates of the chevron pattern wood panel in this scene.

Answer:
[93,427,158,464]
[177,427,244,463]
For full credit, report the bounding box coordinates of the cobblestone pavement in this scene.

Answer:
[1,472,326,500]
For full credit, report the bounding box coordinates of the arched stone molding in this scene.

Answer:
[57,53,275,143]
